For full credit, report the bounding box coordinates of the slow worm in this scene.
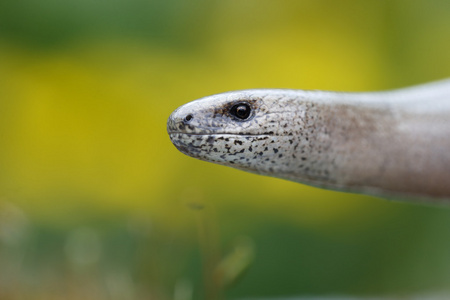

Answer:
[167,79,450,204]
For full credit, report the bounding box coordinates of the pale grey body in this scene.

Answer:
[167,79,450,203]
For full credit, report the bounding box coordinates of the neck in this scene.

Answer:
[284,94,450,200]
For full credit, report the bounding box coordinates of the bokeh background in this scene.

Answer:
[1,1,450,299]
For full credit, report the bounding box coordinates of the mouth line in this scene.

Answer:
[168,132,275,137]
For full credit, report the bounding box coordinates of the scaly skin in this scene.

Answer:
[167,79,450,203]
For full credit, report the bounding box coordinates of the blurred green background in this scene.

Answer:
[1,0,450,299]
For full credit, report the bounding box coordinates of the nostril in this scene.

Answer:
[184,114,193,123]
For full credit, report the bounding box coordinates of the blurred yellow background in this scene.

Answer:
[1,1,450,299]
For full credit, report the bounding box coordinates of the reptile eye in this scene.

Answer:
[184,114,193,123]
[230,103,252,120]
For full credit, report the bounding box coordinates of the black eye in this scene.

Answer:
[184,114,193,123]
[230,103,252,120]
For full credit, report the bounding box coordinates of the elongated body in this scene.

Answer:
[167,79,450,203]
